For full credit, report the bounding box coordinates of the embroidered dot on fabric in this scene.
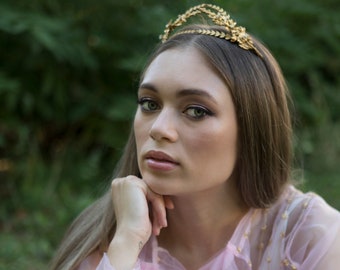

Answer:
[303,202,309,209]
[282,259,289,266]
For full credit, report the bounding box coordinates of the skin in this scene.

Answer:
[135,47,238,196]
[108,47,248,270]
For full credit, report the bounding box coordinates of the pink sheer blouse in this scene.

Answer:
[78,185,340,269]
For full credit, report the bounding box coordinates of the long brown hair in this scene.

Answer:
[50,24,292,269]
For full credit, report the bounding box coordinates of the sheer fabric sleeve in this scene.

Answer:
[95,254,118,270]
[285,195,340,269]
[77,253,141,270]
[95,253,141,270]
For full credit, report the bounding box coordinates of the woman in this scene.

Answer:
[50,4,340,270]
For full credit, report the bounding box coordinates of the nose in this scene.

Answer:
[149,108,178,142]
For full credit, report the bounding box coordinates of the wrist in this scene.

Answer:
[107,230,146,270]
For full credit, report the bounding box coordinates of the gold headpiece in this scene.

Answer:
[159,4,262,57]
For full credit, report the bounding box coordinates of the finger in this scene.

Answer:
[148,199,165,236]
[152,214,162,236]
[146,189,167,228]
[164,196,175,209]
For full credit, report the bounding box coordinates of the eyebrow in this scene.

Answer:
[139,82,218,105]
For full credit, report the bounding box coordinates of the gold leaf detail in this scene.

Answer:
[159,4,262,57]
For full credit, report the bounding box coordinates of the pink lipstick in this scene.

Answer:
[145,150,179,171]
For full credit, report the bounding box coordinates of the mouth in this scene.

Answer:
[144,150,179,171]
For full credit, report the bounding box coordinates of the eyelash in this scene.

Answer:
[137,97,214,120]
[183,105,213,120]
[137,97,160,112]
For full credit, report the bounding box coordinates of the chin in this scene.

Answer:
[142,175,175,195]
[145,180,169,195]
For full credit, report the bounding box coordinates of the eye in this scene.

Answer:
[184,106,213,120]
[137,98,160,112]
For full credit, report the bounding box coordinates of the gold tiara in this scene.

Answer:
[159,4,262,57]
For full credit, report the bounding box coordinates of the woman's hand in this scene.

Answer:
[107,175,173,269]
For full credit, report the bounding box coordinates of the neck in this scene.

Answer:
[157,182,248,269]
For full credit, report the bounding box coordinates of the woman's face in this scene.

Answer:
[134,47,238,195]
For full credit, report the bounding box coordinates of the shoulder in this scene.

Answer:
[275,185,340,269]
[281,185,340,235]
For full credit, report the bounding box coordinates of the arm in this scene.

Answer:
[77,175,173,270]
[309,209,340,269]
[106,175,173,270]
[286,195,340,270]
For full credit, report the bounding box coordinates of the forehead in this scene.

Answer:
[142,48,226,91]
[139,48,236,113]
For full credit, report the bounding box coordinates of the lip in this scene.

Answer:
[144,150,179,171]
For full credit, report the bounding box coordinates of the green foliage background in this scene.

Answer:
[0,0,339,269]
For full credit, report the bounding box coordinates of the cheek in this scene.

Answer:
[133,114,147,150]
[190,121,237,149]
[134,112,148,133]
[186,123,238,168]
